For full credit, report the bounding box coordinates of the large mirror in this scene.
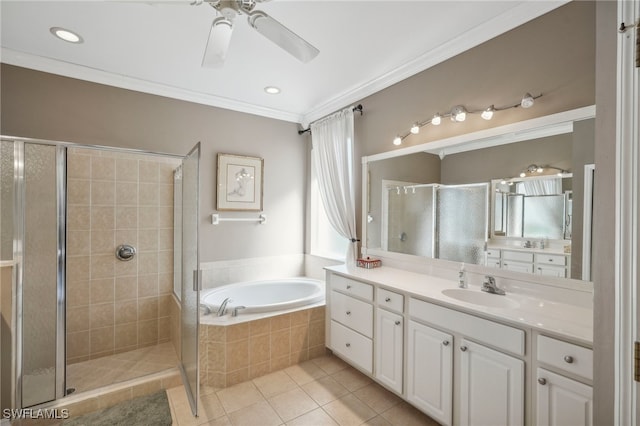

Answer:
[363,108,595,282]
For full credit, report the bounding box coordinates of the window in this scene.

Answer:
[309,158,349,260]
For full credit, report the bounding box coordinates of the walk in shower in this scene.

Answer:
[1,138,200,414]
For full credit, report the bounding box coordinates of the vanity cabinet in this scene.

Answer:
[406,320,453,426]
[327,275,374,374]
[375,308,403,393]
[535,335,593,425]
[486,248,571,278]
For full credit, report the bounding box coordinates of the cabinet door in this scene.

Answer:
[407,321,453,426]
[536,265,567,278]
[375,309,403,394]
[459,339,524,426]
[536,368,592,426]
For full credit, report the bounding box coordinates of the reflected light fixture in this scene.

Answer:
[451,105,467,122]
[264,86,281,94]
[50,27,83,43]
[431,113,442,125]
[481,105,495,120]
[521,92,535,108]
[393,136,402,146]
[410,123,420,134]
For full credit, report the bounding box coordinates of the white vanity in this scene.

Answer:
[324,265,593,426]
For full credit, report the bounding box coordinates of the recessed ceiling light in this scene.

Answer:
[264,86,280,95]
[50,27,83,44]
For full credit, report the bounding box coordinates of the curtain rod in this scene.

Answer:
[298,104,364,135]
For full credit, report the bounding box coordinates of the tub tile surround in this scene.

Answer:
[66,148,180,364]
[200,306,328,388]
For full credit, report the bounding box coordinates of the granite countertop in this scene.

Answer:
[326,264,593,346]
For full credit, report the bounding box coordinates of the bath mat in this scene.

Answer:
[63,391,172,426]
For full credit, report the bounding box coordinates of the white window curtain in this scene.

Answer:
[311,107,358,264]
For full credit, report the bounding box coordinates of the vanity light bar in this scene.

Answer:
[392,92,542,146]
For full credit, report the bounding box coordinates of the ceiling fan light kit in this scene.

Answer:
[201,0,319,68]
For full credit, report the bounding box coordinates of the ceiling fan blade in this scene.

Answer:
[202,16,233,68]
[247,11,319,63]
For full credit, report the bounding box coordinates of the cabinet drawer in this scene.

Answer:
[536,265,567,278]
[409,298,525,356]
[486,249,501,258]
[330,291,373,338]
[502,250,534,263]
[502,261,533,274]
[331,320,373,374]
[378,288,404,313]
[535,253,567,266]
[330,274,373,301]
[537,335,593,381]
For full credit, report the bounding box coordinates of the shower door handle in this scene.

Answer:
[193,269,202,291]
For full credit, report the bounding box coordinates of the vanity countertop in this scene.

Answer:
[326,264,593,346]
[486,244,570,256]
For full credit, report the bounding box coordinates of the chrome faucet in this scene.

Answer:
[217,297,231,316]
[199,303,212,315]
[232,306,246,317]
[481,276,506,295]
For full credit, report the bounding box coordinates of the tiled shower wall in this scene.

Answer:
[66,147,180,364]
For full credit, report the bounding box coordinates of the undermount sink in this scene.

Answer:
[442,288,520,309]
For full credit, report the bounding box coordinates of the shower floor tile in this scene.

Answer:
[66,342,178,394]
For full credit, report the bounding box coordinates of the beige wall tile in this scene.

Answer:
[67,331,90,360]
[115,276,137,301]
[91,181,115,205]
[310,306,325,322]
[249,362,270,380]
[138,319,158,345]
[139,183,158,206]
[138,274,158,297]
[115,300,138,324]
[249,318,270,337]
[116,158,138,182]
[158,316,170,341]
[158,184,173,206]
[207,325,226,343]
[271,314,291,331]
[67,280,90,307]
[158,294,172,316]
[158,273,173,295]
[67,154,91,179]
[158,207,173,228]
[270,354,291,372]
[158,163,177,184]
[139,160,159,183]
[226,323,249,342]
[115,257,137,277]
[139,206,159,229]
[67,256,90,282]
[67,205,91,230]
[138,297,158,320]
[291,309,310,326]
[309,345,328,359]
[68,179,90,205]
[291,325,309,353]
[91,303,115,328]
[225,369,249,388]
[291,350,310,364]
[158,229,173,251]
[270,329,291,359]
[115,230,137,247]
[226,340,249,371]
[158,250,173,274]
[115,323,138,349]
[206,342,226,373]
[249,334,270,365]
[91,230,115,255]
[67,306,90,332]
[309,320,325,348]
[138,252,158,275]
[91,206,115,230]
[90,326,115,354]
[67,230,90,256]
[138,229,158,252]
[116,182,138,205]
[91,156,115,181]
[115,206,137,229]
[90,278,115,303]
[91,254,115,279]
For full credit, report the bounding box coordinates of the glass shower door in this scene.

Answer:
[180,143,200,416]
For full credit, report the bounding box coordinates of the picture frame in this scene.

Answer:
[216,153,264,211]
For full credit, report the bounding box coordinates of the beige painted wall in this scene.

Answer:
[0,65,306,263]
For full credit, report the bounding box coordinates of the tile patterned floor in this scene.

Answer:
[167,354,440,426]
[67,342,178,394]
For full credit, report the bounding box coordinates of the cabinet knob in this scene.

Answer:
[443,341,450,346]
[564,355,574,364]
[385,297,391,302]
[538,378,547,385]
[346,285,352,289]
[549,258,554,262]
[460,346,468,352]
[345,343,351,348]
[503,263,508,266]
[346,311,351,316]
[395,320,401,326]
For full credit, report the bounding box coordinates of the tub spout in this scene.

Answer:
[232,306,246,317]
[217,297,231,316]
[199,303,212,315]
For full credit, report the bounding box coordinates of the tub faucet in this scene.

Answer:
[232,306,246,317]
[199,304,212,315]
[217,297,231,316]
[481,276,506,295]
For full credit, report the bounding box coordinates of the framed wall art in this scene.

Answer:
[216,153,264,211]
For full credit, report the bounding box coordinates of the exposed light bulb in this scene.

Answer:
[393,136,402,146]
[451,105,467,122]
[481,105,495,120]
[536,167,544,173]
[410,123,420,134]
[264,86,280,94]
[50,27,83,43]
[431,113,441,126]
[521,93,535,108]
[520,172,526,178]
[500,180,507,185]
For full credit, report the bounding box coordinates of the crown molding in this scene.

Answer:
[1,48,304,124]
[299,0,569,128]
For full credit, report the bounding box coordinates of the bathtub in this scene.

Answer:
[200,277,325,318]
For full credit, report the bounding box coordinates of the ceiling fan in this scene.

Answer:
[196,0,320,67]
